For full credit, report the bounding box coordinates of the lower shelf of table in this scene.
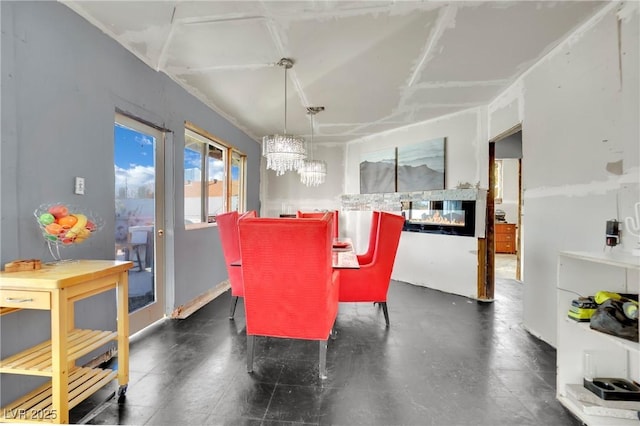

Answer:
[0,366,118,423]
[0,329,117,375]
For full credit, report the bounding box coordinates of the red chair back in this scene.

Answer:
[216,211,242,298]
[238,212,339,340]
[216,210,257,298]
[297,210,339,239]
[339,212,404,303]
[357,211,381,265]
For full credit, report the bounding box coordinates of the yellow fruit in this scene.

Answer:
[65,214,88,238]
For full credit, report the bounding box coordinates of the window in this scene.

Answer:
[230,151,246,212]
[494,159,503,204]
[184,124,246,226]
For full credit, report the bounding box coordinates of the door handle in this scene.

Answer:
[157,229,164,237]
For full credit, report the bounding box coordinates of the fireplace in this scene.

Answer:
[401,200,476,237]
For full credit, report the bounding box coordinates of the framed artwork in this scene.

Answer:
[359,147,396,194]
[397,138,445,192]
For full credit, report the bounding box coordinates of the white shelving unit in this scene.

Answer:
[557,251,640,425]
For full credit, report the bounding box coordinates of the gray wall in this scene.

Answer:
[1,1,260,404]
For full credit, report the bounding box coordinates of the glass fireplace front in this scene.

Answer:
[401,200,476,237]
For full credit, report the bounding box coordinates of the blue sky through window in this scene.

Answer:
[115,124,239,196]
[114,124,155,198]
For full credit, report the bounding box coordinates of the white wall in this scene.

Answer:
[344,108,489,298]
[345,108,488,193]
[488,2,639,345]
[496,158,519,224]
[261,143,346,230]
[394,233,479,299]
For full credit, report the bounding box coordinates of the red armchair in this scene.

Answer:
[238,212,339,379]
[216,210,256,319]
[296,210,339,239]
[338,212,404,326]
[356,211,381,265]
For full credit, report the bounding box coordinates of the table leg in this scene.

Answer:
[51,289,69,424]
[67,301,75,372]
[116,270,129,399]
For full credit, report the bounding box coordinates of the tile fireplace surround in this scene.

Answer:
[341,189,486,238]
[340,188,485,211]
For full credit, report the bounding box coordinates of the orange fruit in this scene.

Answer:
[58,215,78,228]
[45,223,63,235]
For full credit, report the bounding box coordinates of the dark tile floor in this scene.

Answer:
[71,279,581,425]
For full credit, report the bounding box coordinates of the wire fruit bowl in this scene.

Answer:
[34,203,104,260]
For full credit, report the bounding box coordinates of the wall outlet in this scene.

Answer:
[606,219,619,246]
[75,177,85,195]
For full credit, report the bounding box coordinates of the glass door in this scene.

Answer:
[114,113,165,335]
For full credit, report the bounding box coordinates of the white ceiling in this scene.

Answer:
[62,1,606,144]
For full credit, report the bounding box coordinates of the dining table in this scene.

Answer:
[331,238,359,269]
[229,238,360,269]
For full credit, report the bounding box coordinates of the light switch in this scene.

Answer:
[75,177,85,195]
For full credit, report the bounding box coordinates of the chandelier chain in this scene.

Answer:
[262,58,306,176]
[283,63,287,135]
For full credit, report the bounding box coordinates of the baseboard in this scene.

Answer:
[83,346,117,369]
[171,280,231,319]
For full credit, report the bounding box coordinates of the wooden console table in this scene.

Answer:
[495,223,516,254]
[0,260,132,424]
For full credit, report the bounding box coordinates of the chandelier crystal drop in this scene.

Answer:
[262,133,306,176]
[299,106,327,186]
[299,159,327,186]
[262,58,306,176]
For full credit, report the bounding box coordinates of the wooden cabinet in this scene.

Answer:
[0,260,132,424]
[495,223,516,254]
[556,251,640,424]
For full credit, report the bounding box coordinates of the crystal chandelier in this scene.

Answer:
[262,58,306,176]
[299,106,327,187]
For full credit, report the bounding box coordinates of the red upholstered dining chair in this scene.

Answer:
[356,211,381,265]
[238,212,339,379]
[215,210,257,319]
[296,210,339,239]
[339,212,404,327]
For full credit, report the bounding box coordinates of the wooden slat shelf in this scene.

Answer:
[0,367,117,423]
[0,307,22,316]
[0,329,117,376]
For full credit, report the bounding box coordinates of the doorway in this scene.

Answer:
[487,127,523,296]
[114,113,165,335]
[494,155,521,281]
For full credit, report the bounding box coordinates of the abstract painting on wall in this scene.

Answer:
[359,147,396,194]
[397,138,445,192]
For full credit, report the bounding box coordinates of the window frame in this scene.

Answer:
[184,122,247,229]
